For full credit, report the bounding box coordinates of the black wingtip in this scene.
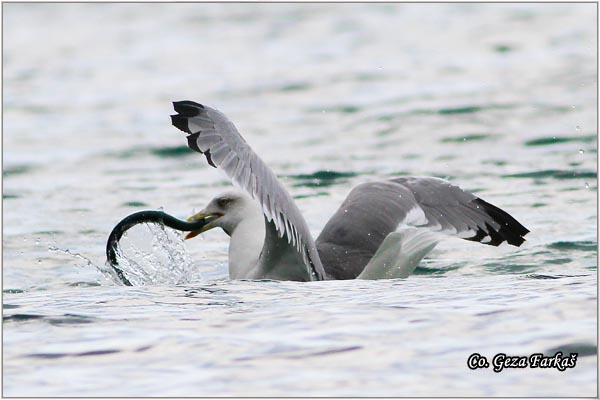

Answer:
[465,227,487,244]
[471,198,530,247]
[171,114,190,134]
[171,100,213,156]
[204,149,217,168]
[173,100,204,117]
[186,131,202,153]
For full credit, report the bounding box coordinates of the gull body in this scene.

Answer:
[172,101,529,281]
[187,190,316,281]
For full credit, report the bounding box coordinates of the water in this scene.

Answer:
[3,3,597,397]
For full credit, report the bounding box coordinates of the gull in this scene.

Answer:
[171,101,529,281]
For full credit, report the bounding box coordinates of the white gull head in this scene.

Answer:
[185,190,266,279]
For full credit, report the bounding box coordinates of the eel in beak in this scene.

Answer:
[185,211,223,240]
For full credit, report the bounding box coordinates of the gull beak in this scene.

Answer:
[184,211,222,240]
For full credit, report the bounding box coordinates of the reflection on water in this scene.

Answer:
[2,2,597,397]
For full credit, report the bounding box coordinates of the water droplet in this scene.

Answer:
[23,237,27,242]
[579,149,584,154]
[37,259,42,265]
[35,238,41,246]
[585,182,590,189]
[378,66,384,70]
[344,209,348,213]
[575,126,581,131]
[571,105,576,109]
[463,137,467,141]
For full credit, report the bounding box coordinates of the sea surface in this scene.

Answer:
[2,3,597,397]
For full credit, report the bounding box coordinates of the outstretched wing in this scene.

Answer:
[316,177,529,279]
[171,101,325,280]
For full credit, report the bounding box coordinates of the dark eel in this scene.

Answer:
[106,210,214,286]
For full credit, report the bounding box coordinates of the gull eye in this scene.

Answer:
[217,197,233,209]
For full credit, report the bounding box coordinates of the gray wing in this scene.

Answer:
[171,101,325,280]
[316,177,529,280]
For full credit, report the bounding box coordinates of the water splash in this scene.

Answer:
[48,222,200,286]
[109,223,200,286]
[48,245,116,283]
